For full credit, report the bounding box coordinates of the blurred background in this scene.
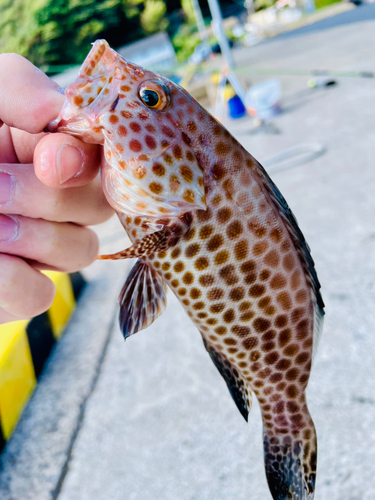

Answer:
[0,0,375,498]
[0,0,341,71]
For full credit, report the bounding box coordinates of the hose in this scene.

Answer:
[262,143,326,173]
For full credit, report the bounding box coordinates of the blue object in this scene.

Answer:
[228,95,246,119]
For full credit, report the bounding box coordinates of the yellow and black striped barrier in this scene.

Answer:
[0,271,85,451]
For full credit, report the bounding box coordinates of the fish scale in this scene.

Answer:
[48,40,324,500]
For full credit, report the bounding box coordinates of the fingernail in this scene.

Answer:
[57,145,84,184]
[0,172,15,205]
[0,215,18,242]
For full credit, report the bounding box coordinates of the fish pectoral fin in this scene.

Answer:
[118,259,167,339]
[98,229,170,260]
[203,340,251,421]
[98,220,189,260]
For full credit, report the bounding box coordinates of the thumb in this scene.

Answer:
[34,132,101,188]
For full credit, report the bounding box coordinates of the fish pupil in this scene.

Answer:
[140,89,159,107]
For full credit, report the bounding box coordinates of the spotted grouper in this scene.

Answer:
[48,40,324,500]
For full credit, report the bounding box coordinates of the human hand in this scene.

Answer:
[0,54,114,325]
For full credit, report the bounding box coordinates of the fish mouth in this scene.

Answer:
[46,116,91,136]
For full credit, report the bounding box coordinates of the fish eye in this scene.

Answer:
[139,89,160,107]
[138,80,170,111]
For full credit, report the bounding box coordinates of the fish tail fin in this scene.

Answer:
[262,403,317,500]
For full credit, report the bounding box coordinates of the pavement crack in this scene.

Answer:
[50,310,118,500]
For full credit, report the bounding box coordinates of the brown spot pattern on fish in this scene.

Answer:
[49,40,324,500]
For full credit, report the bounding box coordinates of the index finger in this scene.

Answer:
[0,53,64,134]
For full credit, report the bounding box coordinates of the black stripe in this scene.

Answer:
[26,312,56,379]
[69,272,86,300]
[0,417,5,452]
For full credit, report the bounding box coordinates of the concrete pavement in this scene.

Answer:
[0,6,375,499]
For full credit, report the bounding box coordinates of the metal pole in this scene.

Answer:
[206,0,235,68]
[191,0,209,43]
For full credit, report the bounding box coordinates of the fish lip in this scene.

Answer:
[46,115,92,136]
[44,117,60,133]
[55,126,87,137]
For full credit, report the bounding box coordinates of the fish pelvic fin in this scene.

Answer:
[203,340,251,421]
[263,411,317,500]
[119,260,167,338]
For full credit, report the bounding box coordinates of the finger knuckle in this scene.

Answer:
[90,185,115,224]
[73,228,99,271]
[86,229,99,263]
[0,256,55,318]
[94,203,114,225]
[0,256,19,292]
[29,277,56,317]
[17,277,55,319]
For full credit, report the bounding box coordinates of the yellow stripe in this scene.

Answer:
[44,271,75,340]
[0,320,36,439]
[0,272,77,441]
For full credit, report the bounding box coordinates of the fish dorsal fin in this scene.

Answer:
[119,260,167,338]
[65,40,117,111]
[254,160,325,354]
[203,340,251,421]
[311,289,325,359]
[101,139,206,218]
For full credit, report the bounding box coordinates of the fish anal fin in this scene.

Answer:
[119,260,167,338]
[203,340,251,421]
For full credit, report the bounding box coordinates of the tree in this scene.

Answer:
[0,0,146,68]
[141,0,168,34]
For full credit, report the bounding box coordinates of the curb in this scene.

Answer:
[0,271,85,450]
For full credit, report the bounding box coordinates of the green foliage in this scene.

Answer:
[172,21,237,63]
[0,0,245,69]
[141,0,168,33]
[172,22,200,62]
[253,0,275,12]
[0,0,45,57]
[30,0,146,66]
[0,0,240,69]
[253,0,340,12]
[181,0,195,23]
[0,0,171,68]
[314,0,341,9]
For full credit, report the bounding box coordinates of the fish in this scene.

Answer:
[48,40,324,500]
